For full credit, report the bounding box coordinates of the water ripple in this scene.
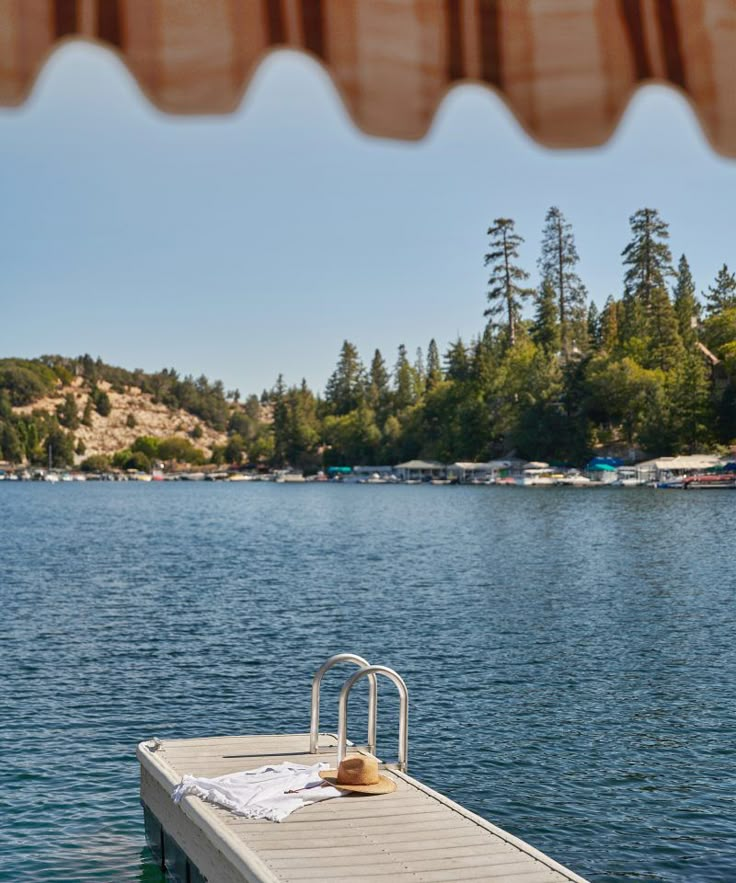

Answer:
[1,484,735,881]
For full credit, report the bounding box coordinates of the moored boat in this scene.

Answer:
[684,472,736,489]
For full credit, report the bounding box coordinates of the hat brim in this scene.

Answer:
[319,770,397,795]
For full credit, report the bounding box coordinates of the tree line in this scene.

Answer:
[258,207,736,469]
[2,206,736,470]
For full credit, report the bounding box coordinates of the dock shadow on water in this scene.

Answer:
[2,482,735,882]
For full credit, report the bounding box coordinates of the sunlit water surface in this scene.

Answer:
[1,484,735,882]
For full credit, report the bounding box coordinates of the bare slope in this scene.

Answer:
[13,378,228,460]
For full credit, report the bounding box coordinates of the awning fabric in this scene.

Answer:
[1,0,735,155]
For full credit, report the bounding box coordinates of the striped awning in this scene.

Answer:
[2,0,735,155]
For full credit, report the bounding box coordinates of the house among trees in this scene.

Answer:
[696,342,729,396]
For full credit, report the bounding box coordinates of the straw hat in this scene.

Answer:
[319,756,397,795]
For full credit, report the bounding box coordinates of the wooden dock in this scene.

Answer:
[138,732,589,883]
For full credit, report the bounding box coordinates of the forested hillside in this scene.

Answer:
[264,207,736,470]
[2,207,735,471]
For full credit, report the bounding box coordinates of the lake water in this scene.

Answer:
[1,483,735,882]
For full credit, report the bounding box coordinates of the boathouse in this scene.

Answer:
[635,454,722,483]
[394,460,447,481]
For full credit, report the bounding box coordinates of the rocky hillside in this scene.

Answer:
[13,377,228,459]
[0,356,269,468]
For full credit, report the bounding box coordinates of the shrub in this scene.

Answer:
[131,436,160,459]
[157,436,205,464]
[81,454,111,473]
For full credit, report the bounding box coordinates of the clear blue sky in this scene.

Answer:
[2,42,735,396]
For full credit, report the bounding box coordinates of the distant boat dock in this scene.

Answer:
[138,657,588,883]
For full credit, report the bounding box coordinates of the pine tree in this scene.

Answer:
[704,264,736,315]
[271,374,288,465]
[532,278,561,356]
[673,254,700,345]
[367,349,391,421]
[325,340,365,415]
[599,296,621,352]
[621,208,674,342]
[587,302,601,351]
[285,380,320,466]
[426,339,443,389]
[484,218,533,346]
[647,285,684,372]
[413,347,426,398]
[670,350,712,452]
[538,206,587,357]
[444,338,470,383]
[393,344,415,411]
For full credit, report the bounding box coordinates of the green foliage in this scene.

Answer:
[426,340,443,390]
[91,386,112,417]
[393,344,416,411]
[538,206,587,356]
[44,425,75,467]
[484,218,533,346]
[57,393,80,429]
[704,264,736,315]
[127,451,152,471]
[80,454,111,472]
[673,255,700,346]
[4,205,735,467]
[132,436,160,459]
[156,436,205,465]
[0,422,23,462]
[325,341,365,416]
[367,349,392,420]
[323,404,381,466]
[0,359,57,405]
[224,434,244,464]
[532,278,561,356]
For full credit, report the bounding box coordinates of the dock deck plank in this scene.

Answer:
[138,733,589,883]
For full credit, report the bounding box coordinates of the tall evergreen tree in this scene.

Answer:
[587,302,601,351]
[669,350,712,452]
[284,380,320,467]
[444,338,470,383]
[484,218,533,346]
[621,208,674,342]
[538,206,587,356]
[271,374,288,465]
[647,285,684,372]
[325,340,365,415]
[532,278,561,356]
[673,254,700,345]
[413,347,426,398]
[367,349,391,420]
[704,264,736,315]
[393,344,415,411]
[426,339,443,389]
[599,296,621,352]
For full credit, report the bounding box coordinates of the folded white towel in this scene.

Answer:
[172,761,344,822]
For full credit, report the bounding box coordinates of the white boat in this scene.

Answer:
[275,471,305,483]
[44,472,59,483]
[558,474,592,486]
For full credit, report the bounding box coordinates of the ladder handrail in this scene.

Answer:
[337,665,409,772]
[309,653,377,754]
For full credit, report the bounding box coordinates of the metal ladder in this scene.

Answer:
[309,653,409,773]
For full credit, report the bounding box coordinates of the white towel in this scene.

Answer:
[172,761,344,822]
